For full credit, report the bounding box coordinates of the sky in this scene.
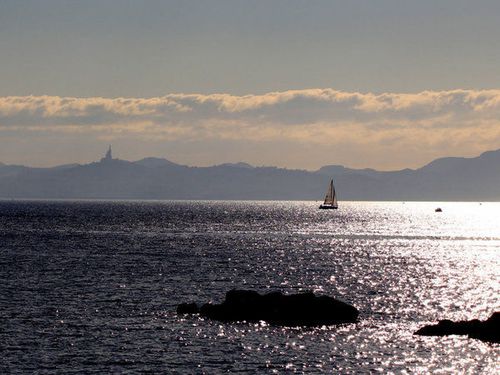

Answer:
[1,0,500,170]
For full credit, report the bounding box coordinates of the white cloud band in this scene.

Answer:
[2,88,500,124]
[1,89,500,161]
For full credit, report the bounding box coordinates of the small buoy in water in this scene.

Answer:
[435,207,442,212]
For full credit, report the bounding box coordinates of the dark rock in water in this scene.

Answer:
[177,302,199,315]
[181,289,358,326]
[415,312,500,343]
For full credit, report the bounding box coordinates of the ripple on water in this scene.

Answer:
[0,200,498,373]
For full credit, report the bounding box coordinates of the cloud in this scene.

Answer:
[2,88,500,125]
[1,89,500,168]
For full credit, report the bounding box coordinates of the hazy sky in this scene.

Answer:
[1,1,500,169]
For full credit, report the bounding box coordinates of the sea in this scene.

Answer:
[0,200,498,374]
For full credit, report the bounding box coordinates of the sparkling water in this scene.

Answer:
[1,200,498,373]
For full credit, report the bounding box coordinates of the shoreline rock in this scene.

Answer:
[415,312,499,343]
[177,302,199,315]
[177,289,359,326]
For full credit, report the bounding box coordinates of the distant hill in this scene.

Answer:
[216,162,254,169]
[133,157,182,168]
[317,150,500,201]
[1,149,499,200]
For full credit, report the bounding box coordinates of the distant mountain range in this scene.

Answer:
[1,149,500,200]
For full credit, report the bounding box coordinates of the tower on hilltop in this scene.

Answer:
[101,145,113,162]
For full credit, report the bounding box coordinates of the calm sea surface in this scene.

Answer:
[0,200,498,373]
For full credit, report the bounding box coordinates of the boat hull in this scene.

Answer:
[319,205,338,209]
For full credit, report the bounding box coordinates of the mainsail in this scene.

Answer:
[322,179,338,208]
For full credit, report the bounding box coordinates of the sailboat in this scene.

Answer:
[319,179,338,209]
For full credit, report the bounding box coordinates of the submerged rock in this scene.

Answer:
[178,289,359,326]
[415,312,499,343]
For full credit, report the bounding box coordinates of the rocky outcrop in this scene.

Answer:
[415,312,499,343]
[177,302,199,315]
[177,289,359,326]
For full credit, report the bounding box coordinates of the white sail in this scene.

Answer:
[332,182,338,207]
[321,179,338,208]
[323,180,333,204]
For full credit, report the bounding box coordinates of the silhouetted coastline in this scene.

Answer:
[1,148,500,200]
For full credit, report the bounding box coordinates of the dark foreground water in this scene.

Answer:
[0,200,498,373]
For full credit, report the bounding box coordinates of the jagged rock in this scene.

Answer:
[415,312,500,343]
[177,302,199,315]
[179,289,359,326]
